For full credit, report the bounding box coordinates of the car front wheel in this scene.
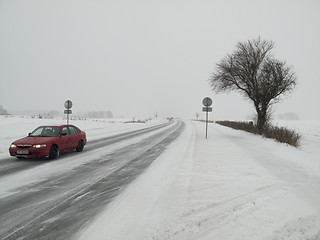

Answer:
[49,145,59,159]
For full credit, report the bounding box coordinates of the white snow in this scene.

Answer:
[77,120,320,240]
[1,116,320,239]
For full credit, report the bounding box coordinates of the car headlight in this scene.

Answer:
[33,144,47,148]
[10,144,17,148]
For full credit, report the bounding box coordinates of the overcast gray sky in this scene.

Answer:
[1,0,319,120]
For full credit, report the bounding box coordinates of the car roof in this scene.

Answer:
[37,125,78,128]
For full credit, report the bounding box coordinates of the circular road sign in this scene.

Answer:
[64,100,73,109]
[202,97,212,107]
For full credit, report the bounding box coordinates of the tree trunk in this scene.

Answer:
[254,100,267,134]
[257,113,266,134]
[256,103,268,134]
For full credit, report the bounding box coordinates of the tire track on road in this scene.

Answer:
[0,121,185,240]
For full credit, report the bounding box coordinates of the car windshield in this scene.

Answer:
[29,126,60,137]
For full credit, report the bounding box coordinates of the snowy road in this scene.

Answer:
[0,120,184,240]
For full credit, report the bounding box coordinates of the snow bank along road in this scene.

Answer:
[0,120,185,240]
[78,120,320,240]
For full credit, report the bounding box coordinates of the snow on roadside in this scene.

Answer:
[273,120,320,155]
[77,120,320,240]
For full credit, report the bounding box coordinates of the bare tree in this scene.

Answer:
[195,113,199,120]
[209,38,297,133]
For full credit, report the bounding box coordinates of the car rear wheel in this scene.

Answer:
[76,140,84,152]
[49,145,59,159]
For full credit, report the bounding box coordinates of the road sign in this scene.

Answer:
[64,100,73,109]
[202,107,212,112]
[64,110,72,114]
[202,97,213,139]
[64,100,73,124]
[202,97,212,107]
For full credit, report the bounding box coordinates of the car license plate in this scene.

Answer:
[17,150,29,155]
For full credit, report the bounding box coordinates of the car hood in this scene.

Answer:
[13,136,55,145]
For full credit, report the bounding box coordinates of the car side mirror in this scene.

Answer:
[60,132,67,137]
[28,133,31,137]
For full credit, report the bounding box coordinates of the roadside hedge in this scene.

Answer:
[215,120,301,147]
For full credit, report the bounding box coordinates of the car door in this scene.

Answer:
[68,126,79,148]
[59,126,71,151]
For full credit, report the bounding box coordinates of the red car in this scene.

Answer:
[9,125,87,159]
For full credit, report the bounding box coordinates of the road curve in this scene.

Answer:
[0,120,185,240]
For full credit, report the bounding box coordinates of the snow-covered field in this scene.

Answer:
[1,116,320,239]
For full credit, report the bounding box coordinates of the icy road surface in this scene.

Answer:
[0,120,184,240]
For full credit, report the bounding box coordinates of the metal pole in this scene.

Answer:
[67,112,69,124]
[206,110,208,139]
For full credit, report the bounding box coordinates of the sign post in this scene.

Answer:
[64,100,73,124]
[202,97,212,139]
